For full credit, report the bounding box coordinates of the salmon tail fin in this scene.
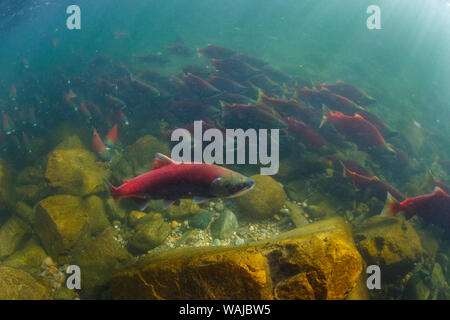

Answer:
[381,192,401,217]
[256,89,268,105]
[102,177,120,205]
[338,160,347,177]
[319,104,331,128]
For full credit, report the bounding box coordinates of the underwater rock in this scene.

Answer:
[69,227,133,298]
[17,166,45,185]
[53,286,79,300]
[398,119,425,155]
[284,201,309,228]
[167,199,202,220]
[45,135,108,196]
[114,135,170,178]
[2,238,47,275]
[431,263,447,289]
[305,201,338,220]
[178,229,202,246]
[15,184,40,204]
[105,198,127,221]
[210,210,238,240]
[0,266,52,300]
[234,175,286,220]
[85,195,111,235]
[353,216,424,281]
[35,195,89,258]
[0,216,31,259]
[405,273,430,300]
[129,214,171,254]
[110,217,362,300]
[0,158,16,211]
[188,211,212,229]
[129,210,147,226]
[15,201,35,225]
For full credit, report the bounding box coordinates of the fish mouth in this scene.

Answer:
[226,180,255,199]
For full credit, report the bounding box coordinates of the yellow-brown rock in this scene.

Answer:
[2,238,47,275]
[0,216,31,259]
[110,217,362,300]
[167,199,202,220]
[0,158,16,211]
[34,195,89,258]
[45,135,108,196]
[0,266,51,299]
[233,175,286,220]
[353,216,424,281]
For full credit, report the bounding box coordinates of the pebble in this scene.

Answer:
[171,220,180,229]
[213,239,221,246]
[235,238,244,246]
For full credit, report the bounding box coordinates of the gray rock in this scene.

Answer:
[129,216,171,253]
[188,211,212,229]
[210,210,238,240]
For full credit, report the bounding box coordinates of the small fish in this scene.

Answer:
[198,44,236,59]
[382,187,450,229]
[341,161,405,201]
[257,90,319,124]
[183,73,221,98]
[2,113,15,135]
[167,42,193,57]
[105,153,255,211]
[320,105,396,156]
[92,129,112,161]
[211,57,260,81]
[298,87,364,115]
[283,117,327,149]
[319,81,376,106]
[104,124,119,148]
[79,101,92,122]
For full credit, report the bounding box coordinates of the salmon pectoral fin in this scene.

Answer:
[132,197,150,211]
[163,199,180,210]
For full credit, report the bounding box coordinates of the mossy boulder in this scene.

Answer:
[45,135,108,196]
[112,135,170,179]
[0,216,31,259]
[2,238,47,275]
[210,210,238,240]
[0,266,51,299]
[69,227,133,298]
[34,195,89,258]
[0,158,16,211]
[110,217,362,300]
[166,199,202,220]
[84,195,110,235]
[15,201,35,225]
[17,166,44,185]
[129,214,171,253]
[353,216,424,281]
[234,175,286,220]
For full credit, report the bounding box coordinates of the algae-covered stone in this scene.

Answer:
[105,198,127,221]
[110,217,362,300]
[35,195,89,257]
[188,211,212,229]
[0,158,16,211]
[0,266,51,299]
[45,136,108,196]
[129,214,171,253]
[2,239,47,275]
[69,227,133,298]
[113,135,170,179]
[353,216,424,281]
[84,195,110,235]
[0,216,31,259]
[210,210,238,240]
[167,199,202,220]
[284,201,309,228]
[234,175,286,220]
[129,210,147,226]
[17,166,44,185]
[15,201,35,225]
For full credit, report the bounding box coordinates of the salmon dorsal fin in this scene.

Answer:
[432,186,446,196]
[153,153,174,170]
[354,114,365,120]
[371,176,381,182]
